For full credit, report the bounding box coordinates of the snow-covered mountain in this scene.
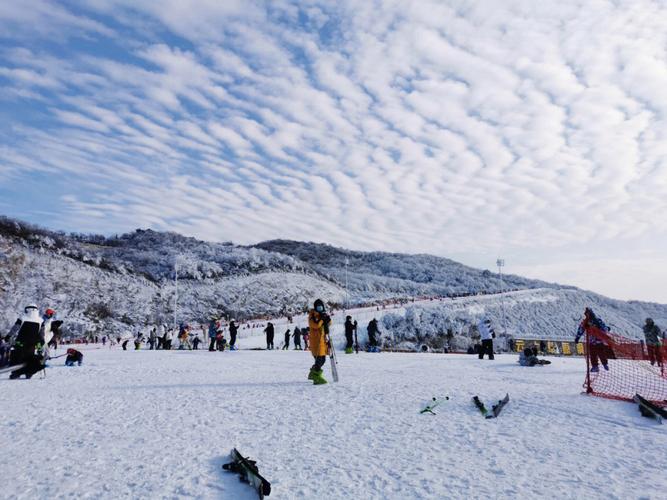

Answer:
[1,215,665,342]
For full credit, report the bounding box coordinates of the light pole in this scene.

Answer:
[496,258,507,338]
[174,258,179,332]
[344,257,349,312]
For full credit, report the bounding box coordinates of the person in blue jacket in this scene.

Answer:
[208,319,218,352]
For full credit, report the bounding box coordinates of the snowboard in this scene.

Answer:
[0,363,26,375]
[489,393,510,418]
[222,448,271,498]
[634,393,667,424]
[328,338,339,382]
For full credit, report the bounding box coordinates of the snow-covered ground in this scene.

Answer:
[2,346,666,499]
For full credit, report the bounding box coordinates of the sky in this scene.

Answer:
[0,0,666,304]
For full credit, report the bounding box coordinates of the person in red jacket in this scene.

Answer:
[65,348,83,366]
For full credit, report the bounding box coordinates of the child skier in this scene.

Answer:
[575,308,611,372]
[216,330,227,351]
[282,329,291,350]
[65,348,83,366]
[307,299,331,385]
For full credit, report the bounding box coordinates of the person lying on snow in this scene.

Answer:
[65,348,83,366]
[519,347,551,366]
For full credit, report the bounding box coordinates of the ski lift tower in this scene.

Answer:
[496,258,507,336]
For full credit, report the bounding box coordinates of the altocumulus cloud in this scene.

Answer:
[0,0,666,302]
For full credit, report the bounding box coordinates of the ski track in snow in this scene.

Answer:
[1,347,666,499]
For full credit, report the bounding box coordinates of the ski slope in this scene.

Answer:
[2,346,666,499]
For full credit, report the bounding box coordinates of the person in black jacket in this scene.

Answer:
[344,316,355,354]
[282,329,291,350]
[9,304,45,379]
[367,318,380,348]
[293,327,302,350]
[264,322,275,350]
[229,320,239,350]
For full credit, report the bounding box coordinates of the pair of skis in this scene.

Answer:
[222,448,271,498]
[420,396,449,415]
[633,393,667,424]
[472,394,510,419]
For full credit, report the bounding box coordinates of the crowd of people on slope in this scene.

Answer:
[4,298,665,381]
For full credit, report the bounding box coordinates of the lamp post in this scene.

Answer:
[344,257,349,312]
[174,258,179,332]
[496,258,507,337]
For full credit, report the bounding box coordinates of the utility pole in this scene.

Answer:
[496,258,507,339]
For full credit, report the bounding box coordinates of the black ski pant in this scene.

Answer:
[230,333,236,348]
[209,338,216,351]
[589,343,608,368]
[283,337,289,350]
[266,333,274,350]
[122,341,129,351]
[647,344,662,366]
[345,333,354,349]
[479,339,494,360]
[156,338,163,350]
[311,355,326,372]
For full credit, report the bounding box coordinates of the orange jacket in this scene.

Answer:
[308,310,330,357]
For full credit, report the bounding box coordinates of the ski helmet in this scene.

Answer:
[646,318,654,325]
[24,304,38,313]
[45,308,55,318]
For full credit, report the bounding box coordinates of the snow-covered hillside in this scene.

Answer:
[381,288,667,349]
[1,215,666,342]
